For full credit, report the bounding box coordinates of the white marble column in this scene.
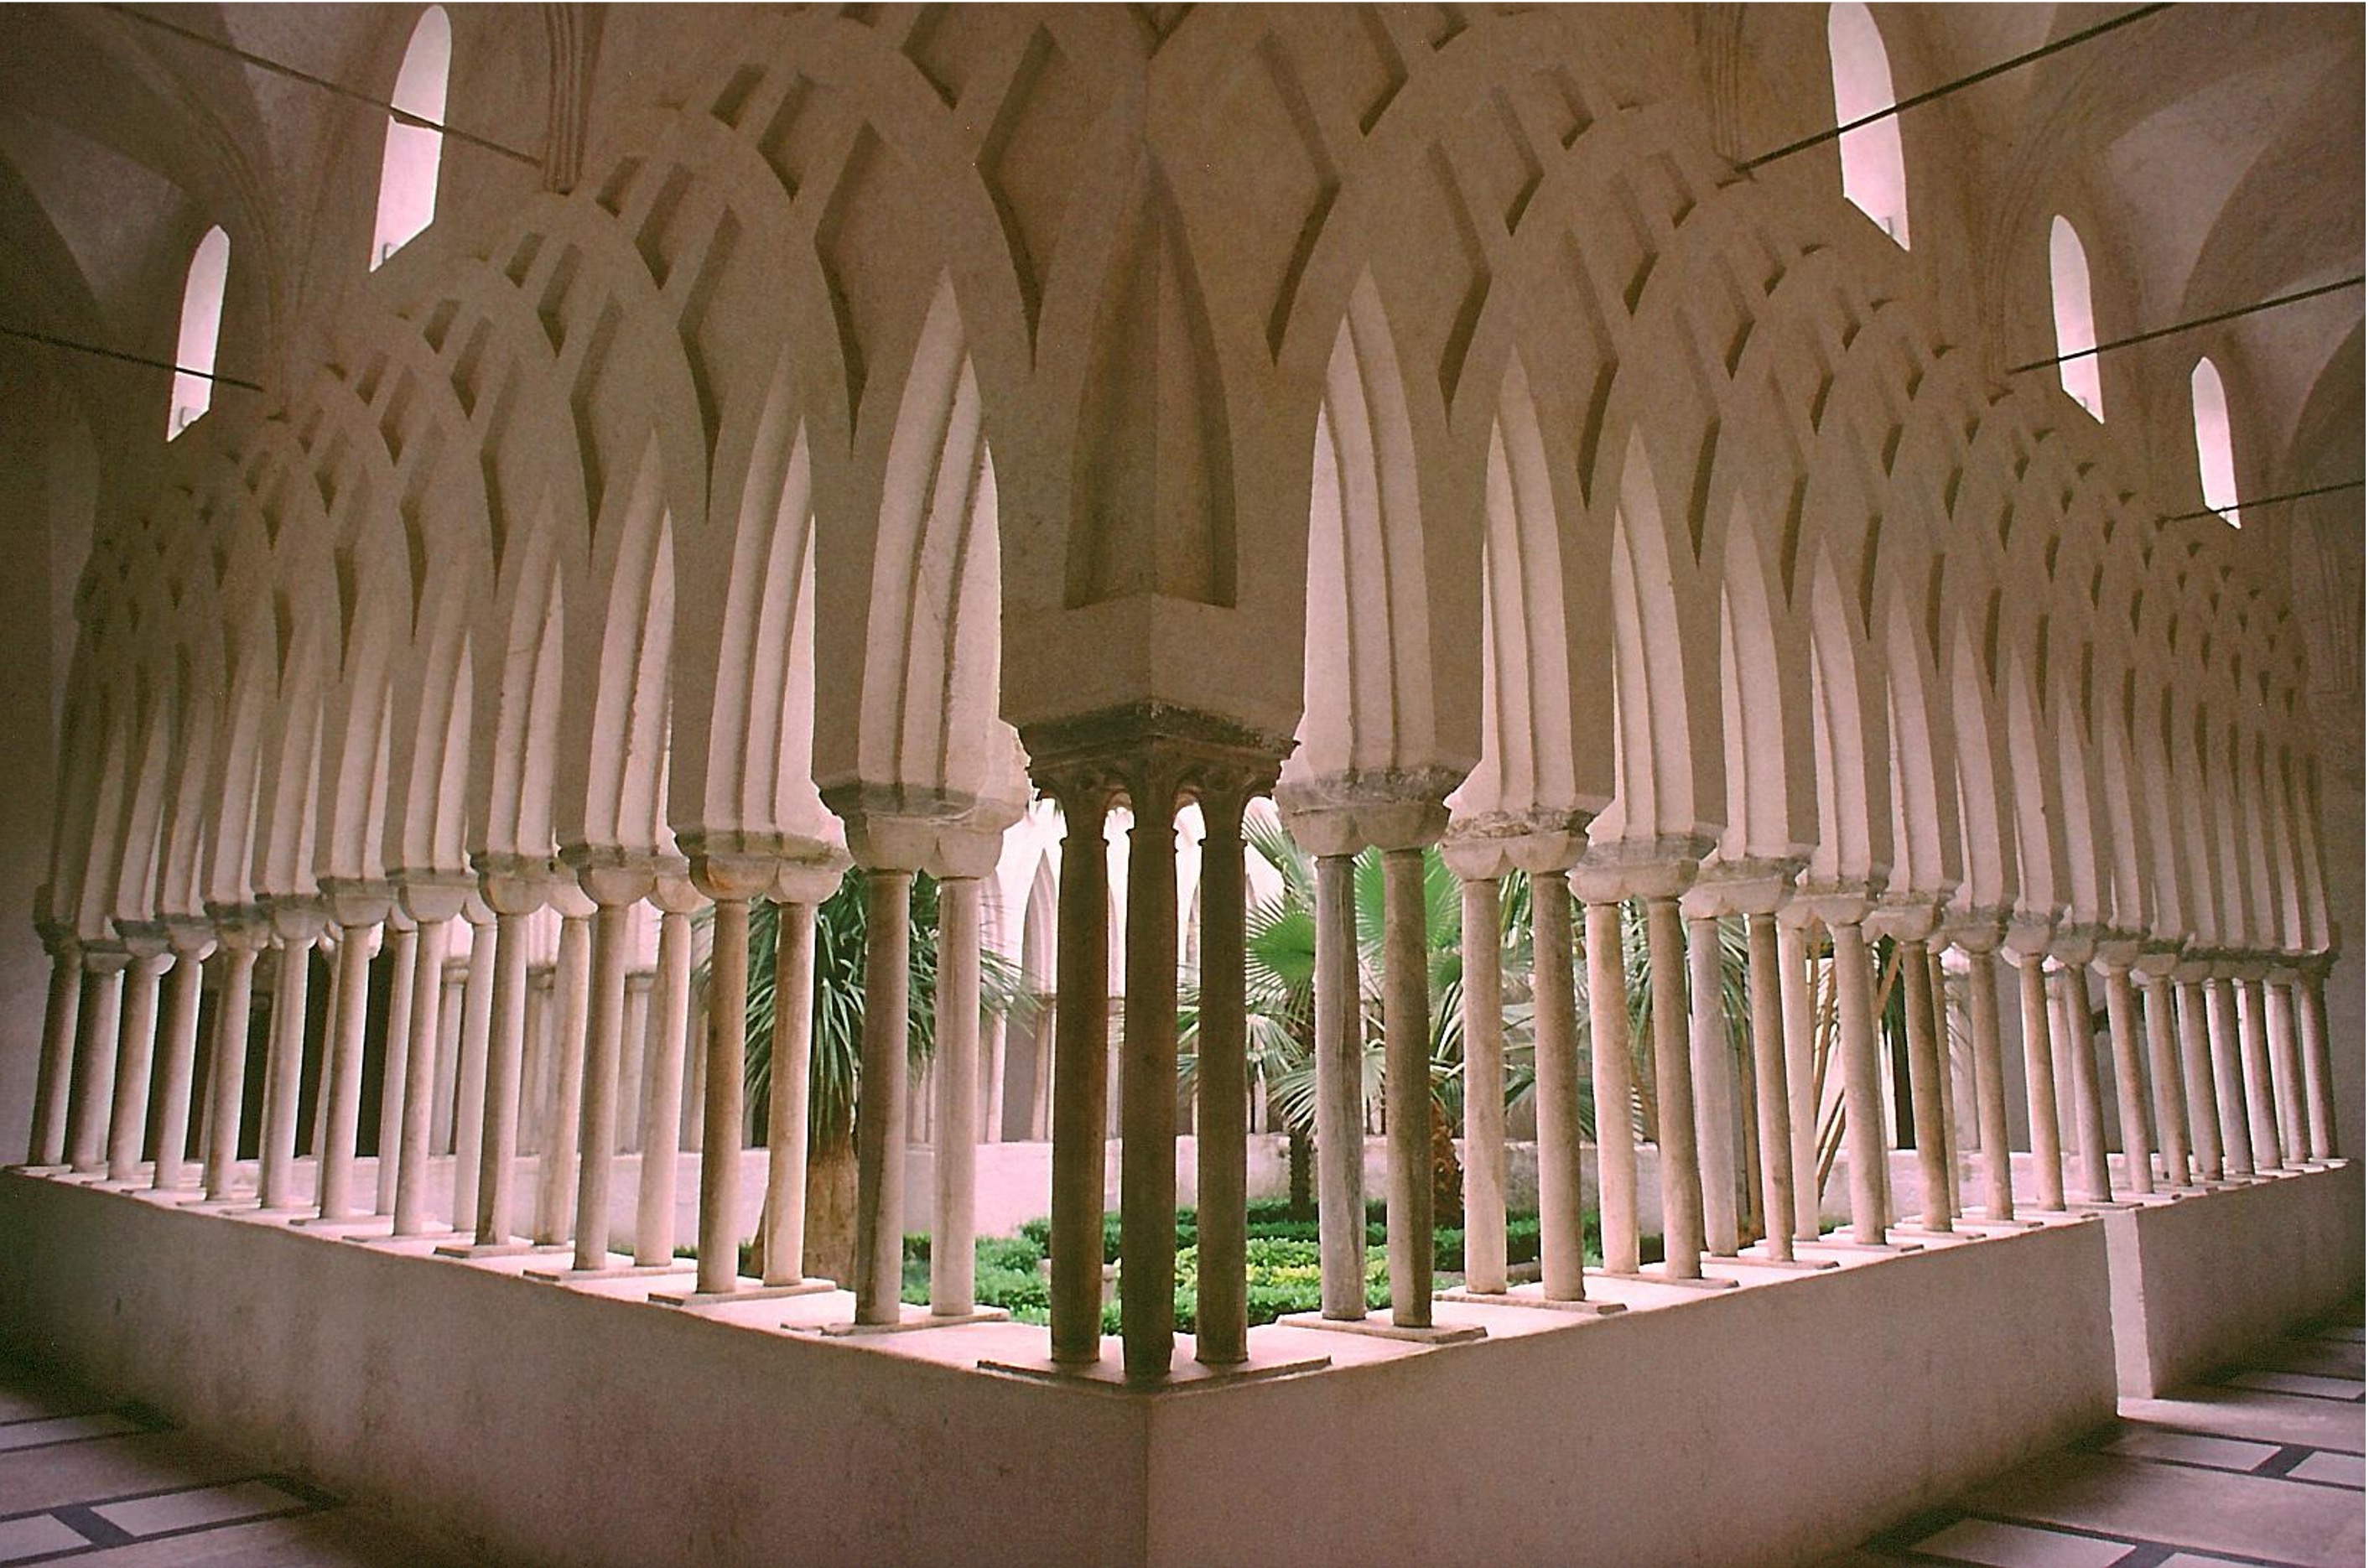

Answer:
[2174,972,2224,1181]
[1379,846,1434,1330]
[567,864,648,1270]
[1816,899,1888,1244]
[1044,784,1113,1365]
[533,891,595,1244]
[851,867,912,1324]
[1644,884,1707,1272]
[105,932,171,1184]
[1681,906,1740,1257]
[432,960,465,1154]
[25,925,81,1166]
[1530,869,1588,1299]
[1456,872,1508,1295]
[2006,930,2066,1212]
[2234,968,2283,1173]
[393,878,470,1236]
[256,908,323,1207]
[1892,927,1953,1231]
[2262,971,2308,1168]
[686,850,775,1300]
[147,920,215,1192]
[65,946,131,1176]
[632,873,700,1267]
[1926,945,1963,1217]
[449,899,498,1228]
[472,864,548,1246]
[2097,949,2156,1199]
[1744,907,1800,1259]
[1579,891,1640,1275]
[763,880,829,1288]
[200,922,264,1200]
[2050,951,2114,1203]
[2294,957,2335,1161]
[1195,782,1259,1364]
[2138,958,2191,1188]
[315,883,392,1222]
[371,916,419,1217]
[933,875,984,1316]
[2203,974,2253,1178]
[1312,849,1365,1321]
[1776,912,1821,1240]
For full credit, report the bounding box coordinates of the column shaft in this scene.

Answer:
[533,915,592,1243]
[2054,967,2113,1203]
[392,919,451,1235]
[2205,979,2252,1177]
[2017,959,2065,1210]
[1120,805,1182,1373]
[1900,940,1951,1229]
[316,927,377,1219]
[1048,807,1111,1363]
[1746,913,1795,1259]
[2264,982,2307,1167]
[851,875,910,1322]
[1312,853,1366,1320]
[696,898,754,1296]
[569,904,632,1270]
[1965,949,2015,1219]
[763,902,818,1285]
[632,909,694,1266]
[1379,849,1432,1328]
[28,946,81,1166]
[1460,877,1508,1295]
[106,958,168,1182]
[2236,979,2282,1172]
[1647,896,1707,1270]
[2142,979,2190,1186]
[2101,966,2155,1197]
[148,954,207,1191]
[1531,874,1586,1298]
[932,879,982,1316]
[256,947,309,1204]
[1831,921,1888,1243]
[1195,799,1250,1364]
[372,924,418,1214]
[1687,914,1740,1256]
[450,920,496,1228]
[2176,982,2223,1181]
[2296,974,2335,1161]
[202,948,259,1198]
[473,911,532,1243]
[1584,901,1640,1274]
[1777,922,1821,1240]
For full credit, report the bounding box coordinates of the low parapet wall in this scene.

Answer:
[2101,1161,2363,1398]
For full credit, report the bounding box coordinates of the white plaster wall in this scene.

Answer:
[2102,1164,2364,1397]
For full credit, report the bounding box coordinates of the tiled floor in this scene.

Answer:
[0,1354,468,1566]
[1830,1314,2366,1568]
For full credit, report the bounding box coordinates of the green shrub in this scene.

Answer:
[976,1234,1043,1273]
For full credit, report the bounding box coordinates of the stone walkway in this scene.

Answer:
[1826,1313,2366,1568]
[0,1353,465,1567]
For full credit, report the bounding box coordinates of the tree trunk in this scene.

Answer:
[803,1126,860,1284]
[1287,1126,1314,1218]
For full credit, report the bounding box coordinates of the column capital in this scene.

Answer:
[1027,702,1291,838]
[546,877,598,921]
[1437,809,1593,880]
[1678,855,1804,920]
[679,827,855,895]
[2049,922,2107,967]
[34,917,78,960]
[158,916,218,962]
[1274,769,1458,855]
[1790,878,1882,928]
[1935,906,2010,953]
[1862,896,1941,946]
[258,896,328,946]
[471,853,557,917]
[2001,911,2059,961]
[393,870,477,925]
[205,907,273,953]
[2296,949,2336,983]
[557,848,659,911]
[648,858,708,916]
[1570,835,1715,904]
[2221,953,2272,983]
[317,877,396,929]
[113,921,173,973]
[2129,941,2186,983]
[81,940,133,975]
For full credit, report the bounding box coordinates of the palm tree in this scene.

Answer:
[708,872,1035,1283]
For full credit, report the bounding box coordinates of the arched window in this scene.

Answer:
[2191,356,2241,527]
[371,7,451,268]
[168,226,229,440]
[1828,3,1910,247]
[2049,215,2103,420]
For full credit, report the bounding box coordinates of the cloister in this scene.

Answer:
[0,5,2359,1565]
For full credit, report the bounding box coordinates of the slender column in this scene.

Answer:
[1828,918,1888,1242]
[1532,872,1587,1298]
[1582,898,1640,1274]
[26,928,81,1166]
[618,971,652,1152]
[474,882,542,1244]
[2263,977,2307,1168]
[1458,875,1508,1295]
[315,889,390,1222]
[392,884,465,1235]
[1313,851,1365,1320]
[534,900,594,1243]
[1960,939,2017,1220]
[852,870,911,1322]
[633,881,699,1265]
[432,963,465,1153]
[763,896,821,1286]
[2175,978,2223,1181]
[1899,939,1952,1230]
[1777,916,1821,1240]
[569,869,647,1269]
[1379,847,1433,1328]
[449,906,497,1228]
[256,922,318,1205]
[200,930,262,1198]
[1195,788,1255,1363]
[2052,961,2114,1202]
[1927,947,1962,1216]
[1744,911,1796,1259]
[2234,974,2283,1172]
[307,932,340,1160]
[2012,952,2065,1211]
[981,1014,1007,1145]
[2204,976,2252,1178]
[2099,958,2155,1197]
[2140,973,2190,1186]
[65,950,131,1174]
[1645,893,1707,1272]
[371,919,419,1215]
[1686,912,1740,1256]
[1047,791,1112,1363]
[1029,994,1056,1140]
[148,923,214,1191]
[690,885,756,1296]
[105,939,171,1183]
[932,877,983,1316]
[520,968,551,1156]
[1119,778,1185,1373]
[2294,962,2335,1161]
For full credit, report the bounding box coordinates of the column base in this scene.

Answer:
[346,1228,457,1250]
[522,1256,698,1284]
[978,1348,1333,1391]
[127,1184,199,1205]
[807,1305,1010,1337]
[90,1176,153,1192]
[1592,1264,1741,1290]
[291,1212,392,1233]
[1435,1286,1624,1316]
[1274,1311,1488,1344]
[3,1164,72,1177]
[1717,1248,1839,1272]
[648,1278,836,1309]
[1800,1233,1924,1255]
[433,1239,572,1260]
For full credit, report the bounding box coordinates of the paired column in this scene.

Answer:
[1681,904,1741,1257]
[1775,911,1822,1240]
[533,890,595,1244]
[2262,970,2309,1168]
[1580,893,1640,1274]
[1951,922,2018,1221]
[256,907,323,1207]
[2233,968,2284,1173]
[1815,898,1890,1244]
[472,863,548,1245]
[1887,919,1954,1231]
[930,875,983,1315]
[104,930,172,1184]
[2203,974,2253,1178]
[1043,782,1113,1363]
[2293,957,2336,1161]
[25,924,81,1166]
[200,918,265,1201]
[1530,868,1588,1300]
[632,875,701,1266]
[449,900,498,1229]
[1454,871,1508,1295]
[566,863,650,1271]
[392,878,471,1236]
[1644,883,1707,1271]
[2005,930,2066,1212]
[2174,971,2225,1181]
[2137,956,2192,1188]
[371,916,421,1216]
[1194,781,1264,1364]
[2096,949,2156,1198]
[147,921,216,1192]
[763,883,828,1289]
[315,883,392,1222]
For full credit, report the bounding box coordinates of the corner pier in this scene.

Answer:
[25,1170,2359,1566]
